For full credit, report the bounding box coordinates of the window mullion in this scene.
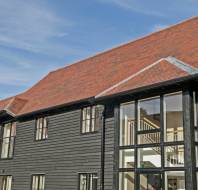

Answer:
[38,176,40,190]
[90,107,92,133]
[8,124,12,158]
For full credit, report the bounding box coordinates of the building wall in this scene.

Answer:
[0,105,115,190]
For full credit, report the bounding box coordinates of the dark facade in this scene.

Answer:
[1,84,198,190]
[0,17,198,190]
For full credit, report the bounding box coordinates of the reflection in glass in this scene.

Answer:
[119,172,134,190]
[165,145,184,167]
[195,129,198,142]
[120,102,135,146]
[139,173,162,190]
[119,149,135,168]
[164,92,183,142]
[138,132,160,144]
[165,171,185,190]
[138,97,160,131]
[197,173,198,190]
[196,146,198,167]
[138,147,161,168]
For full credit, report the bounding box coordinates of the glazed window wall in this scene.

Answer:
[118,92,185,190]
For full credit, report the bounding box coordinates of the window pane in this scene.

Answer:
[164,92,183,142]
[119,172,135,190]
[138,97,160,131]
[138,132,160,144]
[6,176,12,190]
[1,138,10,158]
[197,172,198,190]
[90,174,98,190]
[139,173,162,190]
[119,149,135,168]
[196,146,198,167]
[32,176,38,190]
[91,106,100,132]
[80,174,87,190]
[120,102,135,146]
[195,128,198,142]
[138,147,161,168]
[165,145,184,167]
[3,124,11,138]
[165,171,185,190]
[11,123,16,137]
[8,137,15,158]
[39,176,45,190]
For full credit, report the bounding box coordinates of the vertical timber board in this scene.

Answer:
[183,90,196,190]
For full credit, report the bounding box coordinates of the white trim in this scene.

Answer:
[95,56,198,98]
[165,56,198,74]
[95,58,166,98]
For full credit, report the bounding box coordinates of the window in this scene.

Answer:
[138,97,160,131]
[139,173,162,190]
[81,106,100,133]
[0,123,16,159]
[165,171,185,190]
[35,117,48,141]
[195,146,198,167]
[197,172,198,190]
[164,92,183,142]
[119,149,135,168]
[119,172,134,190]
[138,147,161,168]
[138,97,161,145]
[31,175,45,190]
[79,173,98,190]
[120,102,135,146]
[0,176,12,190]
[164,145,184,167]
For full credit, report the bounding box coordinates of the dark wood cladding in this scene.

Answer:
[0,105,115,190]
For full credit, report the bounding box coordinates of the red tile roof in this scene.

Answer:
[0,17,198,116]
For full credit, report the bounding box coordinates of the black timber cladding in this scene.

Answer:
[0,105,115,190]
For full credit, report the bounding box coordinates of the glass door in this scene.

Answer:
[138,172,162,190]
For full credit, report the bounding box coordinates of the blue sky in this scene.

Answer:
[0,0,197,99]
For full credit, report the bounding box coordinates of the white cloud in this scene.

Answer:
[151,24,169,32]
[97,0,198,17]
[97,0,165,16]
[0,0,73,55]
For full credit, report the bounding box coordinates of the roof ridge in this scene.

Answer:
[165,56,198,74]
[50,16,198,74]
[95,58,166,98]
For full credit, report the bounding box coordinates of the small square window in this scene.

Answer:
[31,174,45,190]
[138,147,161,168]
[164,145,184,167]
[165,171,185,190]
[119,172,134,190]
[35,117,48,141]
[119,149,135,168]
[81,106,100,133]
[79,173,98,190]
